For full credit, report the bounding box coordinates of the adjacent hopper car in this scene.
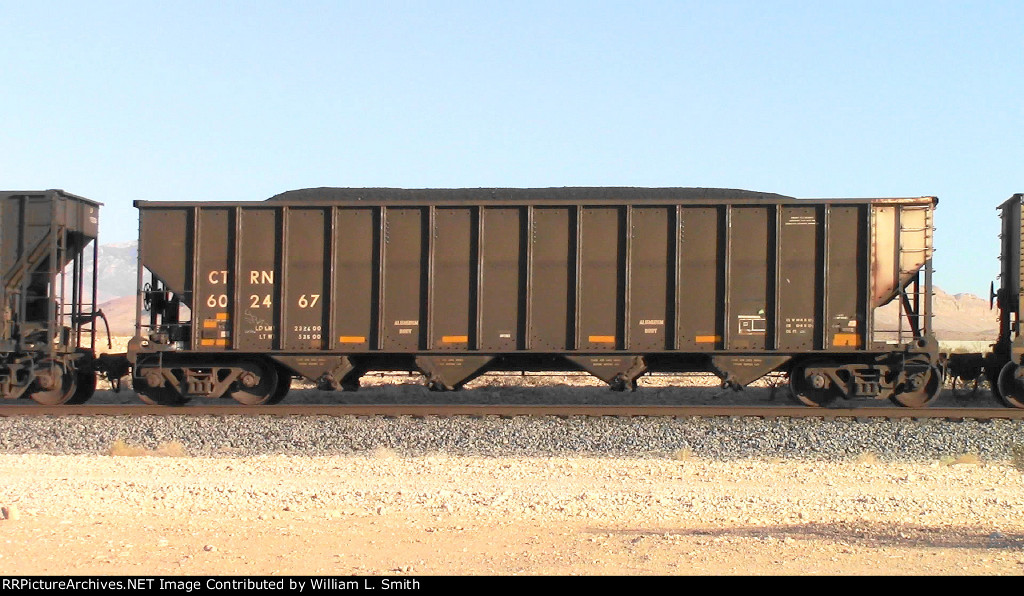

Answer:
[946,193,1024,408]
[0,190,105,404]
[10,185,1006,409]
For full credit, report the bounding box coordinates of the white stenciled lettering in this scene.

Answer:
[249,270,274,284]
[249,294,272,308]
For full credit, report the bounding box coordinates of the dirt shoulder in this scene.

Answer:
[0,453,1021,575]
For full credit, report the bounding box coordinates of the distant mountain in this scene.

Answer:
[86,241,138,303]
[96,295,138,336]
[874,287,998,341]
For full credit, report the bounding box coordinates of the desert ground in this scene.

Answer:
[0,437,1022,576]
[0,330,1018,576]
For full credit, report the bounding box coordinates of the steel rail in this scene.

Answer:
[0,404,1021,420]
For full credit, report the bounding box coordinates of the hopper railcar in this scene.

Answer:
[128,187,942,407]
[957,193,1024,408]
[0,190,108,405]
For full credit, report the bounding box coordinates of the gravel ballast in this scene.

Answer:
[1,413,1021,462]
[1,375,1018,462]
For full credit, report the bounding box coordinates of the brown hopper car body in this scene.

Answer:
[128,187,942,407]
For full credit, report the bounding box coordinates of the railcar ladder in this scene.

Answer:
[3,226,59,352]
[3,229,54,295]
[896,204,935,343]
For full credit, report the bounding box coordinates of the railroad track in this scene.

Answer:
[1,403,1022,420]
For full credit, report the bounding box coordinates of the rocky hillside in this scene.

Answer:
[86,242,138,302]
[875,287,998,341]
[95,295,138,336]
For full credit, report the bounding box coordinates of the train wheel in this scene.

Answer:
[132,378,189,406]
[891,365,942,408]
[28,362,77,405]
[996,362,1024,408]
[228,360,279,405]
[65,369,97,405]
[270,370,291,404]
[789,363,843,407]
[986,364,1004,400]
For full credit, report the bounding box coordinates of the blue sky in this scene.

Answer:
[3,1,1021,296]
